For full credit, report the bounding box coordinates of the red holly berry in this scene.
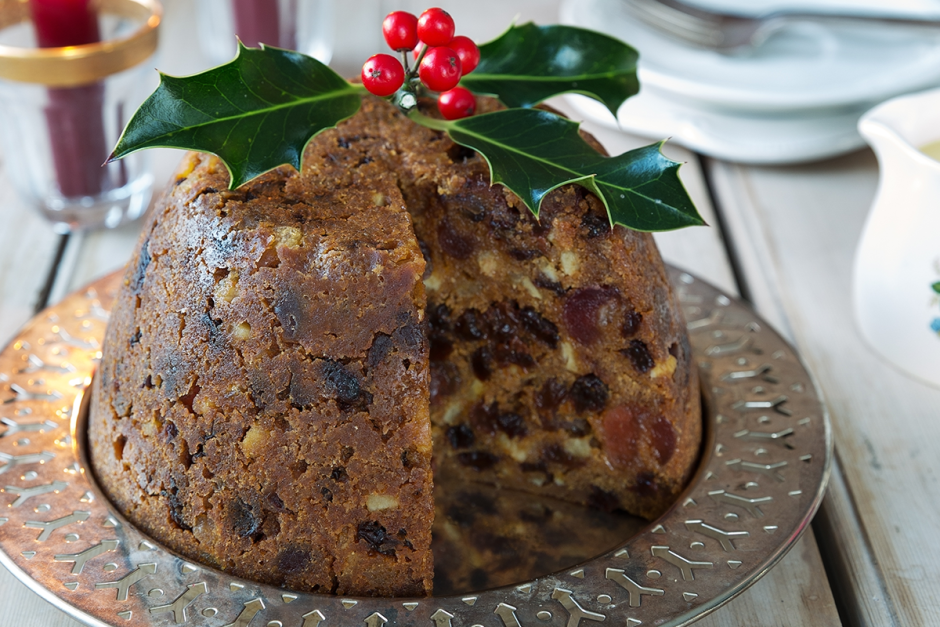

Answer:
[419,46,462,92]
[361,54,405,97]
[417,8,455,47]
[449,36,480,75]
[438,87,476,120]
[383,11,419,51]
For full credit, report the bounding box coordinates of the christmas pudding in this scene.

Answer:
[90,11,705,597]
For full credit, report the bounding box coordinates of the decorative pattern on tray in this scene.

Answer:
[0,267,830,627]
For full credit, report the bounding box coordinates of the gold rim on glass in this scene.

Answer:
[0,0,161,87]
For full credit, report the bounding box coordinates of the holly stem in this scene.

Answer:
[409,44,428,80]
[400,50,411,74]
[348,82,370,95]
[407,108,451,131]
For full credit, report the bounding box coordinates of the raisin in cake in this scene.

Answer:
[90,151,433,596]
[90,95,700,596]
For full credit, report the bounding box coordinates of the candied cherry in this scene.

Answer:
[438,86,476,119]
[382,11,419,51]
[417,7,455,46]
[419,46,462,92]
[449,35,480,74]
[563,287,619,345]
[361,54,405,97]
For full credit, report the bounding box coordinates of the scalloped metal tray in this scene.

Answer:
[0,266,830,626]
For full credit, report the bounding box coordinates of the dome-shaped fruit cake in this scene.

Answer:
[90,96,700,597]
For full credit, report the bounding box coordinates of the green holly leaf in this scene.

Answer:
[110,43,363,188]
[459,23,639,116]
[932,281,940,294]
[416,108,703,232]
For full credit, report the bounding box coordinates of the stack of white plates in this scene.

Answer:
[560,0,940,163]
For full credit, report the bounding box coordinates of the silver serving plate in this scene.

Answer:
[0,267,831,626]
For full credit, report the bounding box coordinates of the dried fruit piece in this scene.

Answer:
[570,374,609,414]
[356,520,399,556]
[457,450,499,470]
[563,287,619,345]
[496,411,527,438]
[600,404,639,469]
[622,305,642,337]
[446,424,475,449]
[493,338,536,368]
[437,216,475,259]
[430,361,461,404]
[456,309,487,340]
[649,414,677,464]
[622,339,654,373]
[471,346,494,380]
[519,306,559,348]
[535,378,567,412]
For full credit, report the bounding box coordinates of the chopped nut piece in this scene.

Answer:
[240,424,265,458]
[275,226,302,248]
[498,433,528,462]
[477,251,499,277]
[538,260,559,282]
[424,274,442,291]
[214,270,240,303]
[561,341,579,372]
[518,276,542,300]
[564,437,592,458]
[561,251,580,275]
[651,355,677,379]
[366,494,400,511]
[442,401,463,425]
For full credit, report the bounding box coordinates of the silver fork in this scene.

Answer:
[623,0,940,51]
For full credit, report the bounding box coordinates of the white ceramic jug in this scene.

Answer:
[855,87,940,387]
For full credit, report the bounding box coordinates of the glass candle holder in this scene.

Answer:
[197,0,333,67]
[0,0,161,234]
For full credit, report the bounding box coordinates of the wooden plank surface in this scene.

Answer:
[708,148,940,627]
[0,191,64,349]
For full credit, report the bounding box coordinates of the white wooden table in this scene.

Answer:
[3,1,938,625]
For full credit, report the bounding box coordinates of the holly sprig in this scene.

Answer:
[109,18,705,232]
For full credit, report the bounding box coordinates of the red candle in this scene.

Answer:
[30,0,108,198]
[31,0,99,47]
[232,0,293,50]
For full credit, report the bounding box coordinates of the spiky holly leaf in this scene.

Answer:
[416,108,703,232]
[459,23,639,116]
[110,43,363,188]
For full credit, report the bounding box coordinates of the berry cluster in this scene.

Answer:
[361,8,479,120]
